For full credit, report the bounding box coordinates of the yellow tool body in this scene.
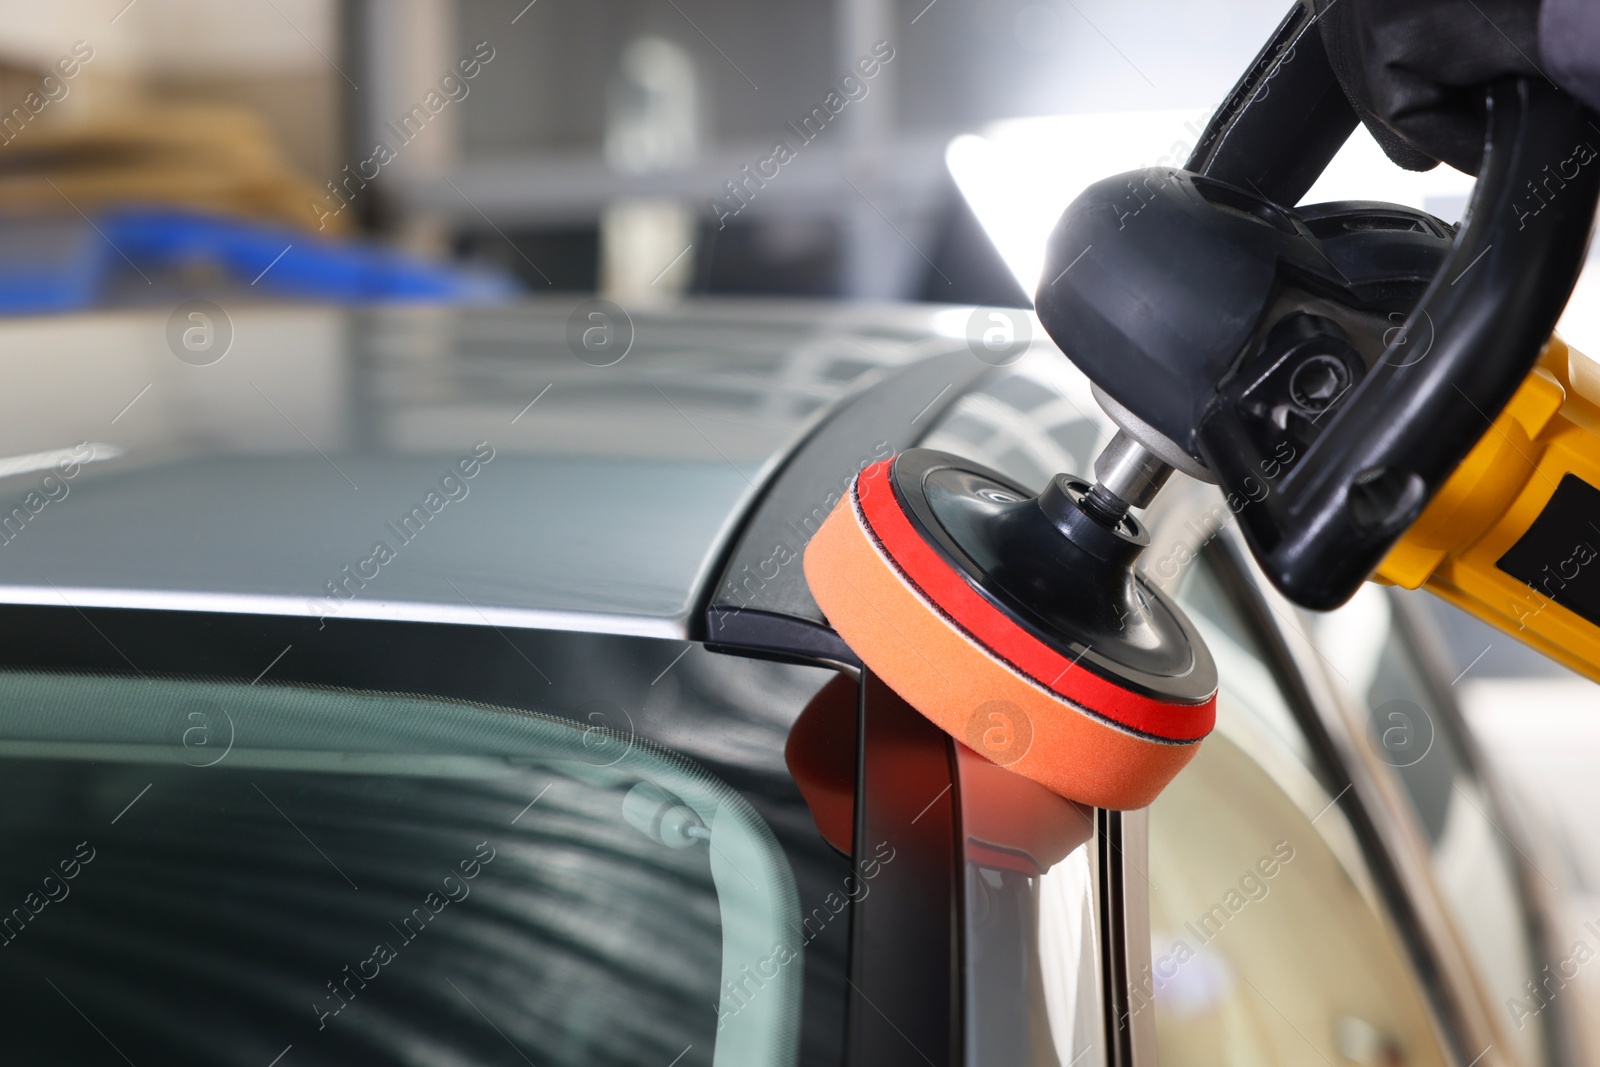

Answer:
[1379,335,1600,684]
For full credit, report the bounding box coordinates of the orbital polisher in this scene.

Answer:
[805,2,1600,809]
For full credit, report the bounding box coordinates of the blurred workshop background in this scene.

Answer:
[0,0,1594,905]
[0,0,1315,309]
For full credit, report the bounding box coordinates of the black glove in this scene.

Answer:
[1316,0,1544,175]
[1542,0,1600,121]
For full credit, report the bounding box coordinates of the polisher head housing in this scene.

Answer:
[804,449,1216,809]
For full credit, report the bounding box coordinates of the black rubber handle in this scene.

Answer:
[1184,0,1358,206]
[1202,77,1600,608]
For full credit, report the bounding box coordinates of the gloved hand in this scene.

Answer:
[1316,0,1599,175]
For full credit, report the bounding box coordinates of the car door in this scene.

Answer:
[718,322,1563,1067]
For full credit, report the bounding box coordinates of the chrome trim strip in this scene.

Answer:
[1117,807,1158,1067]
[0,585,686,639]
[0,442,122,481]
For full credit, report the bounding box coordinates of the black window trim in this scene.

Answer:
[847,668,961,1067]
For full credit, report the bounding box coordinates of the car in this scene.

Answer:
[0,297,1586,1067]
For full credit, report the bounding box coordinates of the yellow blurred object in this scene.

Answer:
[1378,333,1600,684]
[0,103,346,234]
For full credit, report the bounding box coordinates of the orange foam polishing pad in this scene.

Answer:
[804,459,1212,810]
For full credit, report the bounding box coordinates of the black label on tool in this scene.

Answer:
[1496,474,1600,627]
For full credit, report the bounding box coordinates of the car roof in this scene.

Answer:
[0,299,975,637]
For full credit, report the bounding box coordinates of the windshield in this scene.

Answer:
[0,667,804,1067]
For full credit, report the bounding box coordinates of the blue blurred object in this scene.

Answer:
[0,208,518,313]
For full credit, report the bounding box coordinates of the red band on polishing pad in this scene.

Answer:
[855,459,1214,742]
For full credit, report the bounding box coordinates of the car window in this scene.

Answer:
[1314,585,1546,1067]
[0,669,801,1067]
[1140,552,1450,1067]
